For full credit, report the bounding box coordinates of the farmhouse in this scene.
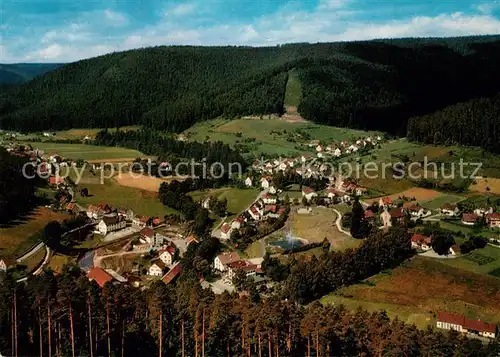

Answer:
[97,217,127,236]
[213,251,241,272]
[389,208,405,224]
[474,207,493,217]
[262,193,277,204]
[139,227,155,244]
[461,213,478,226]
[133,216,149,228]
[244,177,253,187]
[407,204,426,217]
[379,197,393,207]
[411,234,431,251]
[437,312,497,339]
[88,267,114,288]
[231,216,244,230]
[264,205,279,219]
[487,213,500,228]
[48,176,65,186]
[226,260,258,281]
[248,206,261,221]
[158,245,176,266]
[260,176,272,189]
[302,187,317,201]
[220,223,233,240]
[148,260,166,277]
[441,204,459,216]
[269,185,277,194]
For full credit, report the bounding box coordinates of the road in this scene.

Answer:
[16,242,45,263]
[211,188,269,239]
[33,246,51,275]
[332,208,352,236]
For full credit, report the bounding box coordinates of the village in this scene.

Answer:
[1,134,500,340]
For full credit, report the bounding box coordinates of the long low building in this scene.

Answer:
[437,311,497,339]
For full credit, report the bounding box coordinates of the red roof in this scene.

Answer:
[140,227,154,239]
[381,197,393,204]
[462,213,478,223]
[185,234,199,245]
[221,223,231,234]
[487,213,500,221]
[411,234,430,244]
[49,176,64,185]
[227,260,257,272]
[302,187,314,194]
[389,208,405,218]
[437,312,497,334]
[265,205,278,213]
[216,251,241,265]
[235,216,244,223]
[88,267,113,288]
[162,263,181,285]
[364,210,375,219]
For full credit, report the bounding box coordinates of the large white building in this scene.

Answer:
[437,312,497,339]
[97,217,126,236]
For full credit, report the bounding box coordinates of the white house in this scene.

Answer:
[213,251,241,272]
[248,206,261,221]
[220,223,233,240]
[437,312,497,339]
[132,216,149,228]
[260,177,271,189]
[140,227,155,244]
[269,186,277,194]
[411,234,431,251]
[97,217,126,236]
[231,217,244,230]
[462,213,478,226]
[407,205,425,218]
[302,187,317,201]
[474,207,493,216]
[333,148,342,157]
[262,193,277,204]
[0,259,8,272]
[448,244,459,256]
[380,209,392,228]
[244,177,253,187]
[441,204,459,217]
[487,213,500,228]
[148,260,166,277]
[316,145,323,152]
[202,197,212,210]
[159,246,176,266]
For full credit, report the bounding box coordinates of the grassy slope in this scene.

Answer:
[321,256,500,328]
[189,187,258,218]
[284,69,301,108]
[20,141,146,161]
[183,118,382,157]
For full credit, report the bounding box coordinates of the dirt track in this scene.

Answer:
[114,174,188,192]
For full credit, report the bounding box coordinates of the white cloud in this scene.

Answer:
[166,3,196,17]
[103,9,128,26]
[476,2,499,14]
[3,0,500,63]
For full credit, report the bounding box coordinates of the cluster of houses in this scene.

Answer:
[410,233,459,255]
[213,251,264,282]
[248,136,383,179]
[440,203,500,229]
[437,311,497,339]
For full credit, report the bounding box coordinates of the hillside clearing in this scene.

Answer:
[20,141,147,161]
[365,187,442,205]
[470,177,500,195]
[321,256,500,327]
[0,207,70,259]
[420,194,466,210]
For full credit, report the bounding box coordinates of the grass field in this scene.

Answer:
[284,69,301,108]
[0,207,71,259]
[364,187,442,205]
[183,118,382,157]
[437,244,500,276]
[188,187,258,217]
[321,256,500,328]
[20,126,141,141]
[290,207,362,251]
[74,177,179,217]
[22,141,147,161]
[470,177,500,195]
[420,194,466,210]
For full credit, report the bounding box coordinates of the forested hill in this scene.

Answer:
[0,63,62,84]
[407,93,500,153]
[1,36,500,138]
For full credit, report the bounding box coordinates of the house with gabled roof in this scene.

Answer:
[148,259,166,277]
[441,203,459,216]
[379,197,393,207]
[213,251,241,272]
[411,234,432,251]
[97,217,126,236]
[162,262,181,285]
[158,245,177,266]
[487,212,500,228]
[140,227,155,244]
[244,177,253,187]
[88,267,114,288]
[260,176,272,189]
[302,187,317,201]
[220,223,233,240]
[437,311,497,339]
[462,213,479,226]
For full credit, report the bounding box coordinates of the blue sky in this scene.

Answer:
[1,0,499,63]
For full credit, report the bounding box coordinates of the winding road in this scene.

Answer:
[332,208,352,237]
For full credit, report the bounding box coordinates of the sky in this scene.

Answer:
[0,0,499,63]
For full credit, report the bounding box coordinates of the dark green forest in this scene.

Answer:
[0,148,37,224]
[1,36,500,146]
[407,93,500,153]
[0,63,62,85]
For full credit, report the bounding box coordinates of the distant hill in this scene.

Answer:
[1,35,500,151]
[0,63,62,84]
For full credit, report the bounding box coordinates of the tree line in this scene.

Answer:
[1,263,497,357]
[2,37,500,146]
